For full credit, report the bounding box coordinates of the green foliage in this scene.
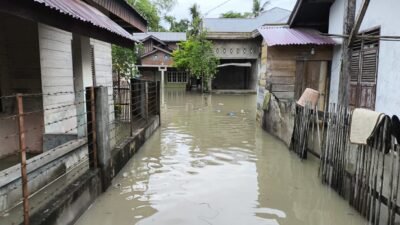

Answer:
[173,5,219,92]
[127,0,161,31]
[173,34,219,81]
[165,16,190,32]
[112,43,142,78]
[220,11,249,18]
[188,4,201,37]
[153,0,177,17]
[253,0,261,17]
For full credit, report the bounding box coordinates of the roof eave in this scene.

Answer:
[1,0,136,47]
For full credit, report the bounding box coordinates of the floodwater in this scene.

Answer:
[75,89,367,225]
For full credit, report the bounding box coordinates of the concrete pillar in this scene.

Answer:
[158,67,167,106]
[95,86,111,191]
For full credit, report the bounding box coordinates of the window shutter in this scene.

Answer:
[361,49,378,83]
[350,50,360,82]
[349,28,380,110]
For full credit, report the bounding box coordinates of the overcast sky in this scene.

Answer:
[169,0,296,20]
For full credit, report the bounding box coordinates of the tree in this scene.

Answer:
[165,16,190,32]
[153,0,177,17]
[127,0,161,31]
[252,0,261,17]
[173,5,219,92]
[188,4,202,37]
[112,44,142,78]
[220,11,251,18]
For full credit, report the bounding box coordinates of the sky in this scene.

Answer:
[169,0,296,20]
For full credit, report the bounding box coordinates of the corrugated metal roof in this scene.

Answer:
[203,7,291,33]
[132,32,187,42]
[33,0,134,41]
[258,26,336,46]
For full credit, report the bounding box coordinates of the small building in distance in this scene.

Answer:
[257,26,335,110]
[203,7,291,92]
[133,32,188,88]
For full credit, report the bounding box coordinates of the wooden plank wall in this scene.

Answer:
[39,23,77,134]
[266,45,332,102]
[91,39,115,127]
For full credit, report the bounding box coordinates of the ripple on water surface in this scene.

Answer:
[75,90,367,225]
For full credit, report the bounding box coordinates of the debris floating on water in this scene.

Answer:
[227,112,236,116]
[218,103,224,106]
[240,109,245,114]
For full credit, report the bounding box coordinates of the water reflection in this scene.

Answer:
[75,89,367,225]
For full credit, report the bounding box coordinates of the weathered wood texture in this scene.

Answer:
[265,45,333,102]
[141,50,173,66]
[338,0,356,106]
[39,23,77,134]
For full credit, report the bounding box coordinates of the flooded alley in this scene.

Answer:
[75,90,366,225]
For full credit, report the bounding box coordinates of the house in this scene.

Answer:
[326,0,399,114]
[256,26,335,110]
[132,32,188,88]
[289,0,398,115]
[0,0,146,221]
[203,7,291,91]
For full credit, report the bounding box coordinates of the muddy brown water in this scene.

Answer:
[75,89,367,225]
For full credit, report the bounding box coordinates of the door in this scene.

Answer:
[296,60,330,111]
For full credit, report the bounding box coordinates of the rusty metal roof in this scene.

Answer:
[33,0,134,41]
[258,26,336,46]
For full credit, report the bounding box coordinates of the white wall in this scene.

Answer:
[38,24,77,134]
[358,0,400,115]
[90,39,115,127]
[329,0,400,115]
[328,0,345,104]
[91,39,116,148]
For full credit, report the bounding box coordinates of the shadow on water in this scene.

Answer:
[75,88,368,225]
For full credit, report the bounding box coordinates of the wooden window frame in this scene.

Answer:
[349,27,380,110]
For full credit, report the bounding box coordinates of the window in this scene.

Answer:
[153,54,158,60]
[166,71,188,83]
[164,55,169,61]
[349,28,380,110]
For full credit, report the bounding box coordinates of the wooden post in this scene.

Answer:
[338,0,356,106]
[17,94,30,225]
[348,0,371,46]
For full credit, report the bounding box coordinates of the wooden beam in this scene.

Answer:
[338,0,356,107]
[348,0,371,46]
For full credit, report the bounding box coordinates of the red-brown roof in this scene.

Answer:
[258,26,336,46]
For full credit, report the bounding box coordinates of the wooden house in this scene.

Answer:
[257,26,335,111]
[133,32,188,88]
